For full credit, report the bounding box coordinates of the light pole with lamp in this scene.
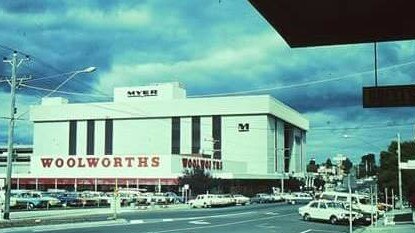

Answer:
[0,61,96,220]
[45,66,96,98]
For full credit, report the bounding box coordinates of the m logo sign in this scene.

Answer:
[238,123,249,132]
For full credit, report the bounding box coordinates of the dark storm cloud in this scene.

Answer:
[0,0,67,14]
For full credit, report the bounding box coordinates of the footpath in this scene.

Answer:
[0,204,189,228]
[355,209,414,233]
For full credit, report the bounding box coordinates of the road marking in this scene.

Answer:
[300,229,312,233]
[31,219,128,232]
[307,230,344,233]
[265,212,279,215]
[189,220,210,225]
[143,213,297,233]
[127,211,256,226]
[129,219,145,224]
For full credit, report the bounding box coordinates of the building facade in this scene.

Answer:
[5,82,309,193]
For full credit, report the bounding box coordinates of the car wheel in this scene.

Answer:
[27,203,35,211]
[203,203,207,208]
[303,213,310,221]
[330,216,338,225]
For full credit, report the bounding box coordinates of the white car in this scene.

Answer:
[285,192,313,205]
[319,191,380,222]
[270,194,284,202]
[189,194,223,208]
[299,200,363,225]
[233,194,250,205]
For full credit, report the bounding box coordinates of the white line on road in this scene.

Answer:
[143,213,297,233]
[30,219,128,232]
[129,219,145,224]
[126,211,256,225]
[300,229,312,233]
[189,220,210,225]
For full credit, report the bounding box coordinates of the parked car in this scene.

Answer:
[10,190,61,210]
[79,191,109,206]
[270,194,284,202]
[250,193,273,204]
[285,192,313,205]
[319,191,380,222]
[232,194,250,205]
[57,192,83,207]
[164,192,184,204]
[189,194,223,208]
[217,194,236,206]
[299,200,363,225]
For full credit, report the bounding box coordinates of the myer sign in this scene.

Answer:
[127,89,158,98]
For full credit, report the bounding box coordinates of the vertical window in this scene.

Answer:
[69,120,77,155]
[87,120,95,155]
[274,119,278,171]
[284,124,291,172]
[191,117,200,154]
[171,117,181,154]
[212,116,221,159]
[105,119,113,155]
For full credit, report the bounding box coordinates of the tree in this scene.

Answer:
[306,159,318,173]
[341,158,353,174]
[178,168,221,195]
[378,140,415,201]
[325,158,333,169]
[357,153,377,178]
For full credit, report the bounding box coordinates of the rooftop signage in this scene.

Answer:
[127,89,158,98]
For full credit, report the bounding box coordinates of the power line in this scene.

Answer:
[190,59,415,98]
[19,83,111,98]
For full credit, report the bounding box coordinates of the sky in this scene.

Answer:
[1,0,415,164]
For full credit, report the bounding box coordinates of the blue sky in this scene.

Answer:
[1,0,415,164]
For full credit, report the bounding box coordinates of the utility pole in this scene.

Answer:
[397,133,403,209]
[348,174,353,233]
[2,51,29,220]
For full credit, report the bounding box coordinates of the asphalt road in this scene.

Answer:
[2,203,358,233]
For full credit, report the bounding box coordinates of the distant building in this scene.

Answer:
[1,82,309,192]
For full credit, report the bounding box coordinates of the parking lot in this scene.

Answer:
[1,203,355,233]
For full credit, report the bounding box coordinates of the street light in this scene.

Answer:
[1,64,96,220]
[45,66,96,97]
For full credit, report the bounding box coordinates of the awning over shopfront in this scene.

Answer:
[249,0,415,47]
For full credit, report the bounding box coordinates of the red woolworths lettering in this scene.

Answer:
[138,157,148,167]
[125,157,134,167]
[113,157,123,167]
[151,157,160,167]
[78,158,86,167]
[55,158,64,168]
[86,158,99,167]
[41,158,53,168]
[67,158,76,167]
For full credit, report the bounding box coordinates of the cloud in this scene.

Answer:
[1,0,415,162]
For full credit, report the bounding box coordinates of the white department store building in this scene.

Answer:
[4,82,309,192]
